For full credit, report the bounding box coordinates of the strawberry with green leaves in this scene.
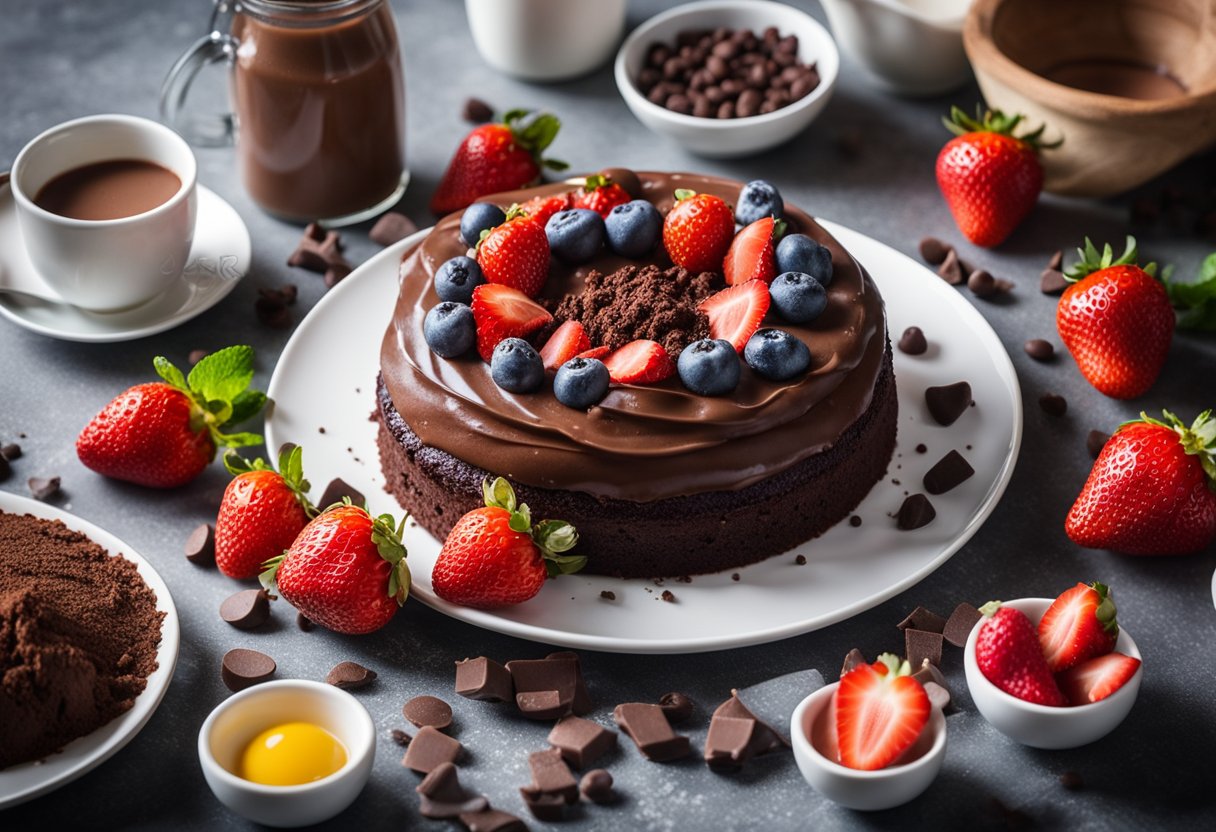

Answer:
[476,205,552,298]
[1066,410,1216,555]
[215,445,315,580]
[662,190,736,273]
[76,345,265,488]
[1037,582,1119,672]
[432,477,582,609]
[572,174,631,218]
[975,601,1067,706]
[262,504,409,635]
[835,653,930,771]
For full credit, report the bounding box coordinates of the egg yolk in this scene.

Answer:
[238,722,347,786]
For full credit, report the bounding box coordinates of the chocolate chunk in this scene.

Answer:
[1,442,22,461]
[519,788,567,822]
[912,657,949,691]
[660,589,676,602]
[936,249,963,285]
[188,349,209,366]
[462,97,495,123]
[734,668,823,745]
[1047,250,1063,271]
[1024,339,1054,361]
[255,295,291,329]
[897,606,947,634]
[943,602,983,647]
[923,680,951,711]
[370,211,419,247]
[731,573,741,581]
[316,477,366,512]
[402,726,462,773]
[527,747,580,803]
[28,476,60,501]
[549,715,617,769]
[1087,430,1110,459]
[507,653,591,719]
[459,808,527,832]
[185,522,215,565]
[221,648,276,692]
[1040,268,1069,295]
[658,691,695,724]
[220,589,271,629]
[967,269,997,297]
[327,661,377,690]
[841,648,866,678]
[918,236,951,266]
[547,650,594,715]
[455,656,514,702]
[297,612,314,632]
[896,494,936,530]
[613,703,691,762]
[416,761,489,819]
[705,694,784,771]
[599,590,617,601]
[905,628,944,668]
[1039,392,1068,416]
[1060,770,1084,791]
[288,222,346,273]
[915,443,927,454]
[923,450,975,495]
[898,326,928,355]
[404,695,453,731]
[580,768,615,803]
[925,381,972,426]
[391,728,412,747]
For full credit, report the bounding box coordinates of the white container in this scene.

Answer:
[465,0,627,81]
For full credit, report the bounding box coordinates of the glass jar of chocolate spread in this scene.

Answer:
[161,0,407,226]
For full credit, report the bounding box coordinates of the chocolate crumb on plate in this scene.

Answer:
[936,249,964,285]
[925,381,972,426]
[459,808,527,832]
[402,726,463,773]
[849,515,862,527]
[915,443,927,454]
[896,494,936,530]
[28,476,60,501]
[455,656,514,702]
[731,572,741,582]
[1087,430,1110,459]
[614,702,691,762]
[1040,268,1069,295]
[599,590,617,601]
[404,694,454,731]
[580,769,615,804]
[416,762,488,819]
[923,450,975,495]
[897,606,947,634]
[327,661,377,690]
[220,588,271,630]
[905,628,944,668]
[1024,339,1054,361]
[794,554,806,565]
[898,325,928,355]
[370,211,419,247]
[185,522,215,565]
[943,602,983,647]
[659,691,695,724]
[660,589,676,602]
[221,648,276,692]
[1039,392,1068,416]
[462,97,495,123]
[918,236,951,266]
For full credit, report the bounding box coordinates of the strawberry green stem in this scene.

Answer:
[1065,236,1157,283]
[1138,409,1216,487]
[480,477,585,577]
[943,104,1061,151]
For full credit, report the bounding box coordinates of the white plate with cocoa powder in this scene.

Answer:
[0,491,180,808]
[266,222,1021,654]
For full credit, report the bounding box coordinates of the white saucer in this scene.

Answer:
[0,183,250,342]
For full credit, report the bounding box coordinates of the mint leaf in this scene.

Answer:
[188,345,255,408]
[214,430,264,449]
[229,390,267,425]
[1167,253,1216,331]
[153,356,188,391]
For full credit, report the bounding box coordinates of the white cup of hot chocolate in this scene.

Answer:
[10,114,198,312]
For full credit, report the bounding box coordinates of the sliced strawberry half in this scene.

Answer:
[470,283,553,362]
[539,320,591,372]
[723,217,778,285]
[1056,651,1141,705]
[603,340,675,385]
[1037,582,1119,673]
[519,193,573,227]
[698,279,771,353]
[835,653,930,771]
[574,346,611,361]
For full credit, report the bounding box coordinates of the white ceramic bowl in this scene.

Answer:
[790,680,947,811]
[614,0,839,158]
[465,0,627,81]
[198,680,375,828]
[964,597,1143,750]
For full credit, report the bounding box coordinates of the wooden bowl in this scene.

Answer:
[964,0,1216,197]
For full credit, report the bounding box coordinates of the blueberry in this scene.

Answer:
[545,208,604,264]
[744,328,811,381]
[434,256,486,304]
[554,357,610,409]
[423,302,476,358]
[775,234,833,286]
[490,337,545,393]
[604,200,663,258]
[736,180,784,226]
[677,339,741,396]
[459,203,506,247]
[770,271,828,323]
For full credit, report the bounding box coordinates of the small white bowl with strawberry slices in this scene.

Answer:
[964,584,1143,750]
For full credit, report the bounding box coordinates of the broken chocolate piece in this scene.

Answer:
[923,450,975,495]
[547,651,594,715]
[897,606,947,634]
[1039,392,1068,416]
[704,694,784,772]
[456,656,514,702]
[600,590,616,601]
[943,602,983,647]
[905,628,945,668]
[316,477,366,512]
[613,702,690,762]
[840,648,866,678]
[221,648,276,692]
[288,222,346,273]
[1040,268,1068,295]
[896,494,936,530]
[416,761,489,819]
[404,695,454,731]
[925,381,972,426]
[936,249,963,284]
[520,788,567,822]
[548,715,617,769]
[28,476,60,501]
[898,325,927,355]
[391,728,412,747]
[220,588,271,630]
[911,658,949,691]
[459,809,527,832]
[1086,430,1110,459]
[370,211,419,247]
[507,653,591,719]
[580,768,614,803]
[327,661,377,690]
[1024,338,1054,361]
[463,97,495,123]
[517,690,563,718]
[1,442,23,461]
[185,522,215,565]
[734,668,824,746]
[527,747,580,803]
[918,236,951,266]
[658,691,695,724]
[402,726,462,773]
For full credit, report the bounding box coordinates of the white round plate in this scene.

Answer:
[0,183,250,342]
[266,221,1022,654]
[0,490,180,807]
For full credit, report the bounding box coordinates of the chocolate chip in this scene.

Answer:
[1060,770,1085,791]
[28,476,60,501]
[1040,268,1069,295]
[731,572,741,581]
[1024,339,1054,361]
[462,97,495,123]
[297,612,315,632]
[417,761,489,818]
[658,691,695,724]
[849,515,862,527]
[316,477,366,512]
[918,237,951,265]
[923,450,975,495]
[943,602,983,647]
[0,442,21,462]
[459,808,527,832]
[897,606,947,634]
[896,494,936,530]
[404,695,453,731]
[794,554,806,566]
[599,590,617,601]
[1087,430,1110,459]
[614,702,691,762]
[841,648,867,678]
[183,522,215,565]
[580,769,614,803]
[548,715,618,769]
[220,589,271,630]
[391,728,412,747]
[221,648,276,692]
[925,381,972,426]
[898,325,928,355]
[402,726,463,773]
[967,269,997,297]
[936,249,964,285]
[456,656,514,703]
[327,661,377,690]
[370,211,419,247]
[188,349,209,366]
[1039,392,1068,416]
[905,628,944,668]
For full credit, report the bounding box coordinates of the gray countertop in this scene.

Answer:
[2,1,1214,829]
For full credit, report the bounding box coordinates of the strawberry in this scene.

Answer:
[471,283,554,362]
[935,106,1057,247]
[430,109,567,215]
[698,279,771,353]
[76,346,265,488]
[1056,652,1141,706]
[574,346,611,361]
[572,174,630,218]
[215,446,315,580]
[431,477,583,609]
[662,189,736,273]
[476,206,552,298]
[1037,582,1119,672]
[975,602,1067,706]
[261,504,409,635]
[1066,410,1216,555]
[723,217,779,285]
[835,653,930,771]
[1057,237,1174,399]
[539,320,591,372]
[602,340,676,385]
[519,192,573,228]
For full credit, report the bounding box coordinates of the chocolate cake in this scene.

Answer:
[376,170,896,577]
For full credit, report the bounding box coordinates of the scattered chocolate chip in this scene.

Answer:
[462,97,495,123]
[391,728,412,747]
[1046,250,1063,271]
[731,572,741,581]
[220,588,272,630]
[327,661,377,690]
[841,648,866,678]
[918,236,951,266]
[1060,770,1084,791]
[925,381,972,426]
[923,680,951,711]
[848,515,862,527]
[221,648,276,692]
[658,691,695,724]
[507,653,592,719]
[660,589,676,602]
[459,808,527,832]
[923,450,975,495]
[897,606,947,634]
[905,628,945,668]
[580,768,615,803]
[915,443,927,453]
[1,443,21,461]
[370,211,419,247]
[936,249,963,285]
[794,554,807,565]
[297,612,315,632]
[417,761,489,819]
[898,325,928,355]
[705,693,784,771]
[967,269,997,297]
[1087,430,1110,459]
[402,725,463,773]
[28,476,60,501]
[1040,268,1069,295]
[548,715,618,769]
[614,702,691,762]
[183,523,216,565]
[404,695,453,731]
[600,590,617,601]
[316,477,366,512]
[455,656,514,702]
[943,602,983,647]
[1039,392,1068,416]
[896,494,936,530]
[188,349,209,365]
[1024,339,1054,361]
